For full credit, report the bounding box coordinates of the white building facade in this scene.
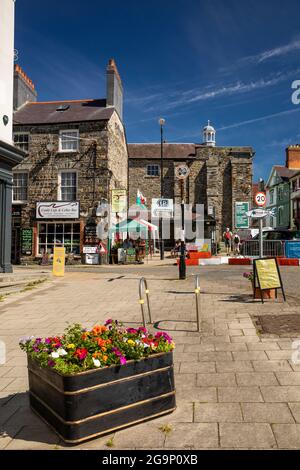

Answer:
[0,0,24,272]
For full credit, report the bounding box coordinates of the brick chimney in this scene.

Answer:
[14,64,37,110]
[286,145,300,169]
[106,59,123,120]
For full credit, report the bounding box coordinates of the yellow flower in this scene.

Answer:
[170,341,175,350]
[67,344,75,349]
[127,339,135,346]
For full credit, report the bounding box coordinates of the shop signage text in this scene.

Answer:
[36,202,80,219]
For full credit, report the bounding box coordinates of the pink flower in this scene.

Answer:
[120,356,126,365]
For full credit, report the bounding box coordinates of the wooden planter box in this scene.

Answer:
[27,351,175,444]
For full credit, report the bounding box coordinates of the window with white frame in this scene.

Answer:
[13,172,28,202]
[38,223,81,255]
[14,133,29,152]
[147,164,160,177]
[58,171,77,201]
[59,130,79,152]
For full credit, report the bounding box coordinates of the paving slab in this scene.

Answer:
[219,423,277,449]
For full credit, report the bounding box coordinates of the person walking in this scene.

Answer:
[223,227,233,255]
[232,232,241,256]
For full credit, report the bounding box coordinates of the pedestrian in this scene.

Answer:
[232,232,241,256]
[223,227,233,255]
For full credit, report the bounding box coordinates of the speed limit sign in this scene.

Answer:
[255,192,267,207]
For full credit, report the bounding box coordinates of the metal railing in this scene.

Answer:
[241,240,285,258]
[139,277,152,327]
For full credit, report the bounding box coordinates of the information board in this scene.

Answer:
[235,202,249,229]
[21,228,33,256]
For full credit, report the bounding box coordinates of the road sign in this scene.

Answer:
[255,192,267,207]
[175,164,190,180]
[235,202,249,229]
[151,198,173,217]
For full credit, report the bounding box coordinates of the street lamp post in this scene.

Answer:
[159,118,165,260]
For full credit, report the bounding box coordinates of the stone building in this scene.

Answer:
[128,122,254,243]
[12,59,127,263]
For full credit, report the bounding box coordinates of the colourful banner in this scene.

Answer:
[53,247,66,277]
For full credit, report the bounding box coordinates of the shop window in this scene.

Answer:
[59,130,79,152]
[13,133,29,152]
[58,171,77,201]
[146,165,160,177]
[38,222,80,255]
[12,172,28,202]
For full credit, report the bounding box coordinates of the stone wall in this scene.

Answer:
[128,145,253,241]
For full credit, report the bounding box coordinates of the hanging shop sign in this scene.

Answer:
[235,202,250,229]
[151,198,174,217]
[253,258,286,303]
[21,228,33,256]
[53,247,66,277]
[36,202,80,219]
[111,189,127,213]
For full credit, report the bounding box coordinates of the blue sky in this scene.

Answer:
[15,0,300,181]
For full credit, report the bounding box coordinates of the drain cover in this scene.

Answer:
[254,315,300,336]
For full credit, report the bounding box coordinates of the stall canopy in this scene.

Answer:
[109,218,158,234]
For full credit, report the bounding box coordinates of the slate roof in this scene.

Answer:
[13,99,114,125]
[273,165,298,179]
[128,143,196,159]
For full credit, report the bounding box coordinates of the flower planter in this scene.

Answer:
[252,285,276,300]
[27,351,175,444]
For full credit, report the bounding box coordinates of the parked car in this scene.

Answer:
[252,229,300,241]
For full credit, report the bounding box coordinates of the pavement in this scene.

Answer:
[1,263,300,450]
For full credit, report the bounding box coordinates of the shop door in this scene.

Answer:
[11,227,21,264]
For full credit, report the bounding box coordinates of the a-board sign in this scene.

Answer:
[53,247,65,277]
[126,248,136,263]
[253,257,286,303]
[21,228,33,256]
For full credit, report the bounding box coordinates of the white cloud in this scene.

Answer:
[218,107,300,131]
[242,39,300,65]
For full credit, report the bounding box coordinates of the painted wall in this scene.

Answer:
[0,0,15,144]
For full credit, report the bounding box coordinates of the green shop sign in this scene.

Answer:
[21,228,33,256]
[235,202,249,229]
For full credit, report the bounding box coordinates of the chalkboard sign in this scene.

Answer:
[21,228,33,256]
[126,248,136,263]
[253,258,286,303]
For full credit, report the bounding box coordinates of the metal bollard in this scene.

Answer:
[194,275,201,332]
[139,277,152,327]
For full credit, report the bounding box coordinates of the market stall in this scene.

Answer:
[109,218,158,264]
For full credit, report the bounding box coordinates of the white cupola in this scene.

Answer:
[203,120,216,147]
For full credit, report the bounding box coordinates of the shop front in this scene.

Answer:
[18,201,82,264]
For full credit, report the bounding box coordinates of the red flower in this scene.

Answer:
[74,348,88,360]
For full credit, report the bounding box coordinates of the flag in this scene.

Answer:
[136,189,146,206]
